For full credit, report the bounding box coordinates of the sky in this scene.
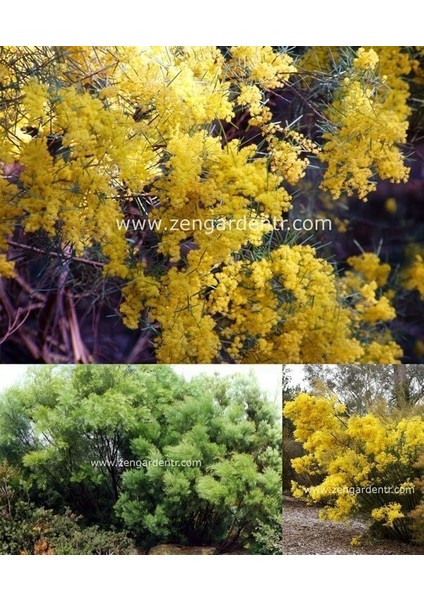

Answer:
[285,365,342,388]
[172,364,281,402]
[0,365,30,393]
[0,364,281,404]
[285,365,307,387]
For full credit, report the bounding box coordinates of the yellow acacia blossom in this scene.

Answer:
[372,503,404,528]
[22,79,49,122]
[353,48,379,71]
[374,46,417,120]
[0,46,418,363]
[350,535,362,546]
[207,245,365,363]
[320,47,412,200]
[298,47,341,75]
[346,252,391,287]
[338,253,401,359]
[229,46,296,89]
[403,254,424,299]
[284,392,424,537]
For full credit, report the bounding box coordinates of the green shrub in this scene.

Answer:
[250,507,282,555]
[1,366,281,552]
[29,509,135,555]
[0,460,134,555]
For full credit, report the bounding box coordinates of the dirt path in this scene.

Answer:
[283,496,423,555]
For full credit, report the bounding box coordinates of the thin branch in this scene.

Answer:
[7,240,105,268]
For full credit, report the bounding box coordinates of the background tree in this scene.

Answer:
[0,365,183,523]
[282,366,305,492]
[304,364,424,414]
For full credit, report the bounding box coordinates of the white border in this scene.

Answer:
[1,555,423,599]
[1,8,422,595]
[0,1,422,45]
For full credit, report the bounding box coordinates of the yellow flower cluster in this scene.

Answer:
[298,47,340,77]
[337,253,402,362]
[22,79,49,122]
[350,535,363,546]
[229,46,296,127]
[371,503,404,528]
[229,46,296,89]
[208,245,365,363]
[284,392,424,534]
[0,47,416,363]
[205,247,400,363]
[0,47,298,278]
[374,46,417,120]
[342,253,397,325]
[320,47,412,200]
[353,47,379,71]
[403,254,424,299]
[346,252,391,287]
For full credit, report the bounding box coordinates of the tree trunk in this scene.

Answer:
[393,365,409,407]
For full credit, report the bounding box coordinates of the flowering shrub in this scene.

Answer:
[320,47,412,200]
[1,46,421,362]
[283,392,424,543]
[409,456,424,544]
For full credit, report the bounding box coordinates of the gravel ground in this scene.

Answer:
[283,496,423,555]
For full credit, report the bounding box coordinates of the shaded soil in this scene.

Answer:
[148,544,217,555]
[134,543,251,555]
[283,496,424,555]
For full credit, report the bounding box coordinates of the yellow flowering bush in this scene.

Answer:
[320,47,413,200]
[284,392,424,542]
[409,456,424,544]
[0,46,421,362]
[403,254,424,299]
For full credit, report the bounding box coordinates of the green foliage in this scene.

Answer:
[304,364,424,414]
[116,372,282,550]
[29,510,134,555]
[250,506,283,555]
[0,366,281,553]
[0,460,133,554]
[0,365,182,524]
[1,505,134,555]
[0,461,34,554]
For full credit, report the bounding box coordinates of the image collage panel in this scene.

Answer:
[0,363,423,555]
[0,364,282,555]
[283,365,424,555]
[0,47,423,559]
[0,46,423,364]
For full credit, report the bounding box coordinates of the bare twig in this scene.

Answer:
[7,240,105,268]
